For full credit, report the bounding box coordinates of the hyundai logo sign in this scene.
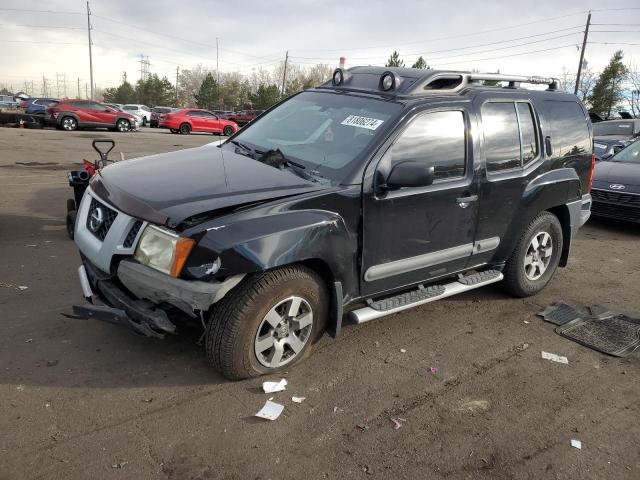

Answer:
[89,206,104,232]
[609,184,626,190]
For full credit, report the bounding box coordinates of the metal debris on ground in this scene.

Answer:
[390,418,402,430]
[541,351,569,364]
[571,439,582,449]
[112,461,128,469]
[255,400,284,421]
[262,378,287,393]
[291,396,306,403]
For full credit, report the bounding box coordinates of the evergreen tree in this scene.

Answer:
[194,73,218,110]
[135,74,175,106]
[589,50,628,118]
[103,81,136,104]
[411,56,428,69]
[249,84,281,109]
[386,51,404,68]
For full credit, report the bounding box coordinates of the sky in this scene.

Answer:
[0,0,639,96]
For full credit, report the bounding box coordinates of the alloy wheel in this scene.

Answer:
[254,296,313,368]
[524,231,553,281]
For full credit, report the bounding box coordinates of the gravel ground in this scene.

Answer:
[0,126,639,480]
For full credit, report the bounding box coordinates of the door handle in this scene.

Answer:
[456,195,478,209]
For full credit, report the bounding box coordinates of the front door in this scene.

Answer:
[361,107,480,297]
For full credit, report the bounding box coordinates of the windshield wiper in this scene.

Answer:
[230,139,254,156]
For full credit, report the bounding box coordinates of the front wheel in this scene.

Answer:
[205,266,328,380]
[179,123,191,134]
[502,211,563,297]
[116,119,131,132]
[223,125,234,136]
[170,128,179,134]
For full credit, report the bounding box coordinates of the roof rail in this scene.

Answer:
[467,73,559,90]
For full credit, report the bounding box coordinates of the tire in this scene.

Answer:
[179,123,191,134]
[66,210,77,239]
[142,117,147,127]
[502,211,563,297]
[116,119,131,133]
[205,265,328,380]
[66,198,76,212]
[223,125,234,136]
[170,129,179,134]
[61,116,77,131]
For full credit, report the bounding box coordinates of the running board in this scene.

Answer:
[350,270,503,324]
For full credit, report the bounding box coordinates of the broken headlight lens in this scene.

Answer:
[134,225,194,277]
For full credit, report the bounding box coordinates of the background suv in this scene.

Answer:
[150,106,173,127]
[122,104,151,125]
[227,109,263,127]
[23,98,59,115]
[47,100,138,132]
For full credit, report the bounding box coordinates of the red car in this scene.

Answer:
[227,109,264,127]
[47,100,138,132]
[160,109,238,135]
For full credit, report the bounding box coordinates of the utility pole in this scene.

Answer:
[216,37,220,109]
[574,11,591,95]
[42,76,48,97]
[281,50,289,96]
[122,71,127,83]
[86,1,94,99]
[85,83,88,99]
[77,77,81,98]
[175,66,179,107]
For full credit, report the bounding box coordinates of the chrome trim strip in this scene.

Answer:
[364,237,501,282]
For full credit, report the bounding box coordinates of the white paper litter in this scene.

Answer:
[400,348,407,353]
[571,439,582,449]
[291,396,306,403]
[541,351,568,364]
[255,400,284,421]
[18,286,28,291]
[262,378,287,393]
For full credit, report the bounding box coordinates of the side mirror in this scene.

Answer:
[386,161,434,189]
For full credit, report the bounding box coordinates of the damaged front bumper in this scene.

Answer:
[73,258,243,338]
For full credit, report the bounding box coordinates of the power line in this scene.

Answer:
[0,8,82,14]
[0,39,85,45]
[0,24,84,30]
[588,42,640,46]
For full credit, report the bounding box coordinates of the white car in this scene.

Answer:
[122,104,151,126]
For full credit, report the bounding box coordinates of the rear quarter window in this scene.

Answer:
[542,101,590,158]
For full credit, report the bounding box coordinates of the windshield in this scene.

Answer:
[229,91,402,181]
[612,140,640,164]
[123,105,137,110]
[593,121,634,136]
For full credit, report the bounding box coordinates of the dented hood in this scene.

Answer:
[91,142,325,227]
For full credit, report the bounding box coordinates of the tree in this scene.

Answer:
[589,50,628,118]
[249,84,281,109]
[134,74,175,107]
[178,65,211,107]
[102,81,136,104]
[386,51,404,68]
[0,87,12,95]
[194,73,218,110]
[411,56,428,69]
[625,63,640,117]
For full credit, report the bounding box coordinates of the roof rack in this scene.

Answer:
[321,67,561,96]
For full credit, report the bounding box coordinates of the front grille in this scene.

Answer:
[591,189,640,206]
[86,197,118,241]
[592,201,640,222]
[123,220,143,248]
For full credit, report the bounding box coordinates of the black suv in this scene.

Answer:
[71,67,593,380]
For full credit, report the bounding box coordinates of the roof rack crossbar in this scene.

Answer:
[467,73,559,90]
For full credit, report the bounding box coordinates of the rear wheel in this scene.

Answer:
[61,116,77,131]
[116,119,131,132]
[66,210,77,239]
[205,266,328,380]
[223,125,234,136]
[502,211,563,297]
[179,123,191,134]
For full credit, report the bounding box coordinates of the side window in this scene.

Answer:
[482,102,521,172]
[186,111,203,117]
[391,110,466,182]
[517,103,539,165]
[542,101,590,158]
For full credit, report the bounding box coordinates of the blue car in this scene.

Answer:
[24,98,58,115]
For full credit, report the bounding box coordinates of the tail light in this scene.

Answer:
[586,153,595,193]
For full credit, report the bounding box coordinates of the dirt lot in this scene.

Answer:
[0,126,639,480]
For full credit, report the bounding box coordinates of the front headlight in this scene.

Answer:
[134,225,195,277]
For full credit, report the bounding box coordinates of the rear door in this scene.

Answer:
[361,106,479,296]
[472,97,544,265]
[203,111,222,132]
[186,111,205,130]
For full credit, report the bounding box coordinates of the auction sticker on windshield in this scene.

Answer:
[341,115,384,130]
